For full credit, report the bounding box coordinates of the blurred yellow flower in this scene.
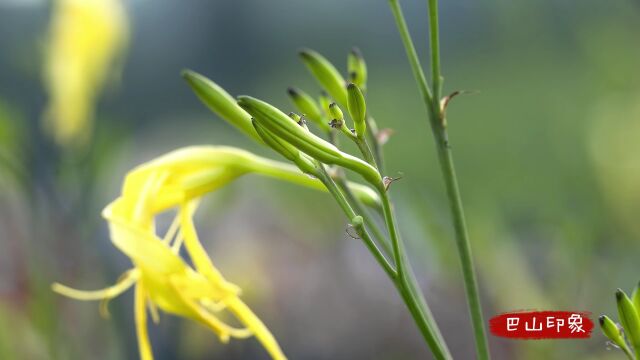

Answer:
[53,146,290,360]
[43,0,128,147]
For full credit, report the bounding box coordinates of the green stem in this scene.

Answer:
[365,115,385,172]
[355,136,377,168]
[388,0,490,359]
[380,191,404,279]
[381,190,451,360]
[317,169,396,278]
[319,167,450,358]
[433,130,489,360]
[388,0,433,106]
[428,0,442,100]
[335,177,392,257]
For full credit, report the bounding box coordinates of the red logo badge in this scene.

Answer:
[489,311,593,339]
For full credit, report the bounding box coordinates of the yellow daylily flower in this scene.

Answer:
[53,146,291,359]
[53,145,381,359]
[43,0,128,147]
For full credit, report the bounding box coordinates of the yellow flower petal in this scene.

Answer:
[225,297,287,360]
[135,282,153,360]
[179,201,240,295]
[169,276,252,343]
[51,268,139,301]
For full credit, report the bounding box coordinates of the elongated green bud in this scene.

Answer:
[328,102,356,139]
[299,49,348,107]
[239,96,342,163]
[617,289,640,352]
[288,112,302,123]
[329,102,344,121]
[599,315,631,354]
[287,87,328,132]
[252,119,316,174]
[347,83,366,138]
[319,90,330,108]
[348,47,367,91]
[633,282,640,312]
[182,70,261,143]
[238,96,382,188]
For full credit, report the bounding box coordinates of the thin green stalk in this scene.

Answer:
[381,190,451,360]
[334,176,392,256]
[339,176,449,356]
[317,168,396,278]
[365,116,385,172]
[318,166,450,359]
[380,191,404,279]
[387,0,490,359]
[388,0,433,107]
[433,130,489,360]
[428,0,442,100]
[355,136,377,168]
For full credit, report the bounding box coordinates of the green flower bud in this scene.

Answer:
[252,119,316,174]
[287,87,328,132]
[348,47,367,91]
[617,289,640,352]
[347,83,366,138]
[299,49,348,107]
[599,315,631,354]
[288,112,302,123]
[318,91,332,117]
[182,70,261,143]
[329,102,344,121]
[633,282,640,312]
[238,96,382,188]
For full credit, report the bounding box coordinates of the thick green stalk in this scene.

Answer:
[387,0,490,359]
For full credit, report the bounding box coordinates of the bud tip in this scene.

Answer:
[287,87,298,97]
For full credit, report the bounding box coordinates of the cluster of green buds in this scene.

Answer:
[290,49,371,145]
[184,47,386,193]
[599,284,640,359]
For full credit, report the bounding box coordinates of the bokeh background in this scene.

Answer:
[1,0,639,358]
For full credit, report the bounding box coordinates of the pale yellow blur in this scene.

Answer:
[43,0,128,147]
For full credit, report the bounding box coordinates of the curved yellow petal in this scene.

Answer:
[51,268,139,301]
[135,282,153,360]
[169,277,252,343]
[225,296,287,360]
[178,201,240,295]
